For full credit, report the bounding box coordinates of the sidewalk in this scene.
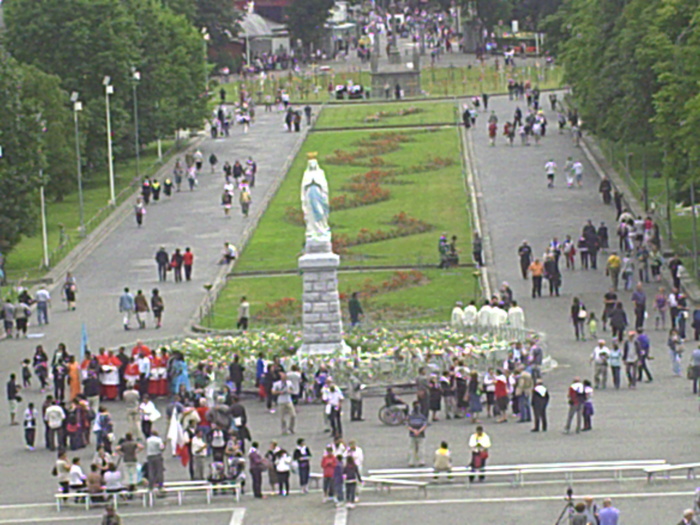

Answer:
[1,111,304,353]
[468,93,697,463]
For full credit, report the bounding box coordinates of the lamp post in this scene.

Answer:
[201,28,210,93]
[36,115,50,269]
[103,76,116,206]
[131,68,141,179]
[70,92,85,237]
[39,169,49,269]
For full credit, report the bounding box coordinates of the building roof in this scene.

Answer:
[240,12,287,38]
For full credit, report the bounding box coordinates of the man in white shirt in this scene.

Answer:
[272,372,296,435]
[136,353,151,397]
[590,340,610,389]
[545,159,557,188]
[35,287,51,325]
[146,431,165,490]
[44,401,65,451]
[463,301,477,328]
[450,301,465,329]
[190,429,208,480]
[508,301,525,330]
[322,380,344,438]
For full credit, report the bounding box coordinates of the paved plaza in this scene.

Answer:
[0,92,698,524]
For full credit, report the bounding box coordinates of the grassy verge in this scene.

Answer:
[236,127,471,272]
[315,101,456,129]
[219,64,564,104]
[206,267,480,329]
[5,140,176,282]
[596,138,696,261]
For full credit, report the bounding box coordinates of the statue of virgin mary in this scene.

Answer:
[300,152,331,244]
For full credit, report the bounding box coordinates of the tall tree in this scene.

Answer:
[4,0,140,176]
[18,65,76,202]
[0,52,44,252]
[124,0,209,148]
[286,0,334,53]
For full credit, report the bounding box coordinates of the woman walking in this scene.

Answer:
[467,371,482,424]
[667,328,683,377]
[239,185,252,217]
[151,289,164,329]
[570,297,587,341]
[134,198,146,228]
[610,302,628,342]
[171,249,184,283]
[64,272,77,310]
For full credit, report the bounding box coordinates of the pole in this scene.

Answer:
[105,84,116,205]
[643,148,648,212]
[692,159,698,278]
[39,171,49,269]
[157,138,162,160]
[246,32,251,67]
[132,78,140,179]
[74,107,85,236]
[666,157,673,242]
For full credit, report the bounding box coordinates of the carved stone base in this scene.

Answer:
[298,248,347,355]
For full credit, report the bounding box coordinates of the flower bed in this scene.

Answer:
[332,213,433,253]
[363,107,423,123]
[170,328,532,386]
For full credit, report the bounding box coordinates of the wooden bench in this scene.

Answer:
[363,476,428,496]
[55,489,149,511]
[645,463,700,483]
[368,459,667,477]
[373,469,522,486]
[157,484,214,506]
[309,472,322,490]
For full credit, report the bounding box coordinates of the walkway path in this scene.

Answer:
[469,93,696,469]
[0,111,306,502]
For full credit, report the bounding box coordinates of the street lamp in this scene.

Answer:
[36,115,50,269]
[131,68,141,179]
[103,76,116,206]
[70,92,85,237]
[202,27,210,93]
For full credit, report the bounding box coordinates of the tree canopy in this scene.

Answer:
[286,0,335,52]
[551,0,700,187]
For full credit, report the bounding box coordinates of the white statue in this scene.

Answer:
[301,153,331,244]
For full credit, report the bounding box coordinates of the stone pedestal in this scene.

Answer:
[299,241,347,355]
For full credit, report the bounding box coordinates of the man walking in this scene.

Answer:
[183,247,194,281]
[606,252,621,290]
[636,328,653,382]
[35,286,51,325]
[528,259,544,298]
[531,379,549,432]
[348,372,364,421]
[564,377,584,434]
[407,401,428,467]
[517,241,532,279]
[146,430,165,491]
[622,331,639,388]
[590,340,610,389]
[631,282,646,330]
[155,247,169,282]
[119,288,135,331]
[272,372,296,435]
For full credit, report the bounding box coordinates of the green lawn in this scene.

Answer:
[315,101,456,129]
[5,140,176,282]
[219,63,564,104]
[206,267,479,329]
[236,127,471,272]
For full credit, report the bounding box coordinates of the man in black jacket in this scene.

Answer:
[155,247,169,282]
[531,379,549,432]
